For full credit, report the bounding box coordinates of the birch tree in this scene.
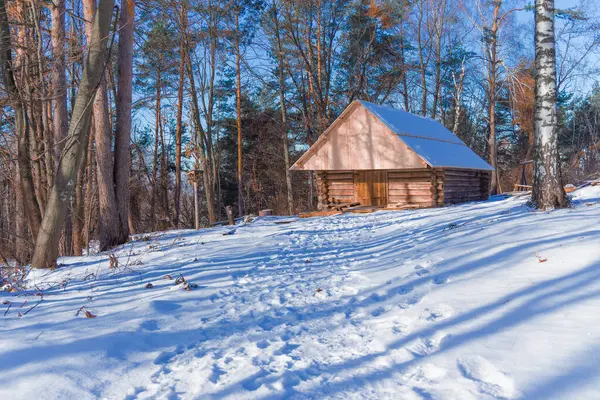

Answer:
[532,0,568,209]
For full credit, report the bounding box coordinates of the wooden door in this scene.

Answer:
[354,170,388,206]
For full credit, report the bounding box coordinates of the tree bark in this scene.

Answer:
[173,2,186,228]
[159,112,170,228]
[14,168,28,264]
[114,0,134,242]
[31,0,115,268]
[72,138,90,256]
[83,0,121,250]
[150,70,161,232]
[488,0,502,195]
[51,0,68,156]
[430,0,446,119]
[272,1,294,215]
[235,7,244,218]
[532,0,568,210]
[0,0,42,241]
[452,58,466,134]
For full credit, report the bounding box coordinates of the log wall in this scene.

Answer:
[440,169,491,204]
[323,171,354,204]
[316,168,491,209]
[387,169,435,207]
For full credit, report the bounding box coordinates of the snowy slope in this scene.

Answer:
[2,188,600,400]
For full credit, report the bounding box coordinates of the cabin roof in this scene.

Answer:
[358,101,493,171]
[291,101,493,171]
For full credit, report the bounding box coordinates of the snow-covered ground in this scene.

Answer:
[2,187,600,400]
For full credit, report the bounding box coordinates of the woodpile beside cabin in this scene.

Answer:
[290,101,494,210]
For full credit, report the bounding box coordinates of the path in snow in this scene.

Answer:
[2,187,600,399]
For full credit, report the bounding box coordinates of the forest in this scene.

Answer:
[0,0,599,267]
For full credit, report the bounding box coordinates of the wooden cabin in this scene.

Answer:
[290,101,493,210]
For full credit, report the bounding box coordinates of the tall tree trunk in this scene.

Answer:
[184,38,216,224]
[52,0,72,257]
[159,113,170,228]
[173,2,186,228]
[29,1,54,192]
[452,58,466,134]
[84,131,95,252]
[488,0,501,195]
[431,0,446,119]
[72,139,89,256]
[417,0,428,116]
[532,0,568,210]
[150,70,161,232]
[235,8,244,217]
[83,0,120,250]
[206,18,217,223]
[0,0,42,241]
[31,0,115,268]
[14,168,28,264]
[272,1,294,215]
[94,81,121,249]
[114,0,134,242]
[51,0,68,154]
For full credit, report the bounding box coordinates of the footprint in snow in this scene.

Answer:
[274,341,301,356]
[209,364,227,384]
[398,285,414,295]
[241,369,269,391]
[391,318,413,335]
[432,274,450,285]
[457,355,516,399]
[139,319,159,332]
[407,332,449,357]
[371,306,387,317]
[414,265,430,276]
[369,292,387,303]
[420,304,453,322]
[149,300,182,314]
[281,371,302,388]
[153,344,185,365]
[398,293,424,309]
[256,339,270,349]
[124,386,147,400]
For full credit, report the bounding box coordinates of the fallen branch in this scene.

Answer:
[23,299,43,316]
[4,302,11,316]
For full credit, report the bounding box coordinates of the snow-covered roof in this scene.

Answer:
[359,101,493,171]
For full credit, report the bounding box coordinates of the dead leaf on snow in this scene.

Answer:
[536,251,548,263]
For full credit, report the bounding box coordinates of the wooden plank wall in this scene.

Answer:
[441,169,490,204]
[324,171,355,204]
[387,169,435,207]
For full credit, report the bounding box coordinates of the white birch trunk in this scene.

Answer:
[532,0,568,210]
